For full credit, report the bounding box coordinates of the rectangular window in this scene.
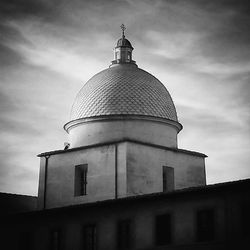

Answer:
[50,230,60,250]
[19,232,32,250]
[241,202,250,237]
[155,213,172,246]
[83,225,97,250]
[127,52,131,60]
[75,164,88,196]
[162,166,174,192]
[196,209,215,242]
[117,219,133,249]
[116,51,120,60]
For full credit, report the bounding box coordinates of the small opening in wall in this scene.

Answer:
[116,51,120,60]
[241,201,250,237]
[155,213,172,246]
[19,232,33,250]
[50,229,61,250]
[162,166,174,192]
[117,219,133,249]
[196,209,215,242]
[83,224,97,250]
[75,164,88,196]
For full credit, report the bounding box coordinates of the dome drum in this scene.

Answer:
[64,115,182,148]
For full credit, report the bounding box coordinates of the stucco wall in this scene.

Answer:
[38,141,205,209]
[67,117,179,148]
[38,145,117,209]
[37,157,46,209]
[117,142,127,197]
[126,142,206,195]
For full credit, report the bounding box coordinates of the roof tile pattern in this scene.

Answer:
[70,65,178,122]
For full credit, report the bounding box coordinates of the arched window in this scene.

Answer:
[116,51,120,60]
[127,51,131,61]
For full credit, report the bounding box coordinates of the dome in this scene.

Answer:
[116,37,133,48]
[65,30,182,149]
[70,64,178,122]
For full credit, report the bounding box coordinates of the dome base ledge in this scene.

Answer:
[64,115,183,133]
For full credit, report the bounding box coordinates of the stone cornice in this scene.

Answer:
[37,138,206,158]
[64,115,183,133]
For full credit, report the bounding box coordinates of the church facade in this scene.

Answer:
[1,28,250,250]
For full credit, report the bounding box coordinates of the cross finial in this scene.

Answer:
[120,24,126,38]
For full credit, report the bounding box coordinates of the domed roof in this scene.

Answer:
[70,64,178,122]
[116,37,133,48]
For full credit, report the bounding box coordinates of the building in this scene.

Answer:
[1,27,250,249]
[37,26,206,210]
[0,192,36,214]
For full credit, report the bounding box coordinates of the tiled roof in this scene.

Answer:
[12,179,250,216]
[70,64,178,122]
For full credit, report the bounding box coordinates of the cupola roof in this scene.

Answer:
[116,37,133,48]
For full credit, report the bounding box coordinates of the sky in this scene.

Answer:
[0,0,250,195]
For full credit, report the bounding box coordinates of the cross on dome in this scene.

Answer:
[120,24,126,38]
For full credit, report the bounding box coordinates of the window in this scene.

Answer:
[196,209,215,242]
[83,225,97,250]
[19,232,32,250]
[50,230,61,250]
[241,202,250,237]
[155,213,172,246]
[162,166,174,192]
[127,51,131,61]
[117,219,133,249]
[116,51,120,60]
[75,164,88,196]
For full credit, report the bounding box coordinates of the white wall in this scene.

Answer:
[126,142,206,195]
[38,144,117,209]
[38,141,206,210]
[66,116,181,148]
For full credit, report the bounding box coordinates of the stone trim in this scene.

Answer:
[38,138,206,158]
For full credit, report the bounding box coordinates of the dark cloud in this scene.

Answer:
[0,0,249,194]
[0,0,56,21]
[188,0,250,63]
[199,22,250,64]
[0,23,32,67]
[193,0,250,14]
[139,0,250,66]
[0,0,65,69]
[0,23,30,45]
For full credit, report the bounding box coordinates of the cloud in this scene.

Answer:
[0,0,59,22]
[0,0,250,195]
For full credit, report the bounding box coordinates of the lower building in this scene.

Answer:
[0,193,36,214]
[2,179,250,250]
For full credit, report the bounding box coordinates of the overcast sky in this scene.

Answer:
[0,0,250,195]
